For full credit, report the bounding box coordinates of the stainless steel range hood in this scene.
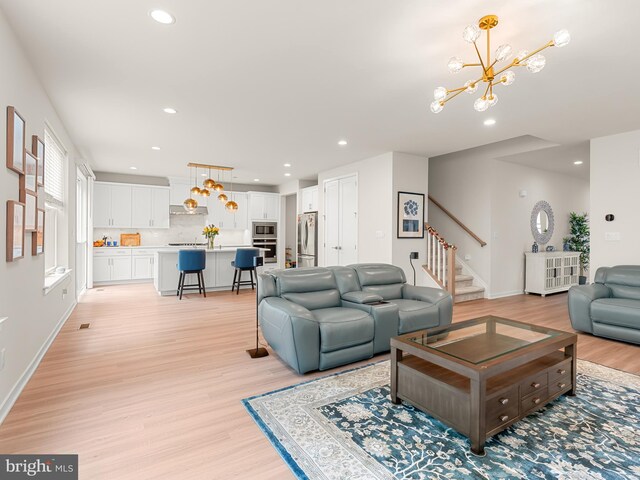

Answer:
[169,205,209,215]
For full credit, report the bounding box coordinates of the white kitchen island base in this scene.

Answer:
[154,247,267,296]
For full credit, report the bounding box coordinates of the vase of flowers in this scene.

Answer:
[203,224,220,249]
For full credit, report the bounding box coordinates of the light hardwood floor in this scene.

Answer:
[0,285,638,479]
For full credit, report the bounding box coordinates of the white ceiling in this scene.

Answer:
[498,141,590,180]
[1,0,638,185]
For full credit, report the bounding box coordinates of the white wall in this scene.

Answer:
[0,9,80,422]
[391,152,433,287]
[284,194,297,264]
[317,153,394,266]
[590,129,640,277]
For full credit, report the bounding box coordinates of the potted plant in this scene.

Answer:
[566,212,590,284]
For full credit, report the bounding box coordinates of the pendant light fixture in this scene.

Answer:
[190,166,202,196]
[203,168,216,190]
[213,169,224,192]
[225,171,238,212]
[430,15,570,113]
[183,166,198,213]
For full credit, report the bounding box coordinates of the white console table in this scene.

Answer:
[525,251,581,296]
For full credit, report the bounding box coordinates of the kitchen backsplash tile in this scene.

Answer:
[94,214,251,246]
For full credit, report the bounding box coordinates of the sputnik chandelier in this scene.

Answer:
[183,162,239,213]
[431,15,570,113]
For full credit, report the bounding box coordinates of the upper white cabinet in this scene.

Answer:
[95,182,169,229]
[249,192,280,221]
[300,186,319,213]
[206,192,249,230]
[131,186,170,229]
[94,182,132,228]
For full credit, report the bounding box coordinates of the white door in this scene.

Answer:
[111,256,132,281]
[110,185,132,228]
[324,175,357,266]
[151,188,170,228]
[93,183,111,227]
[264,194,279,221]
[132,256,153,279]
[131,187,153,228]
[93,257,111,282]
[324,180,341,266]
[339,176,358,265]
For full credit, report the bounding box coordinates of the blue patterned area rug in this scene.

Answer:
[243,360,640,479]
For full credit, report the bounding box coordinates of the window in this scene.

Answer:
[44,128,68,273]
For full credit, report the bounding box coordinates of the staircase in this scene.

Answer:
[423,223,486,303]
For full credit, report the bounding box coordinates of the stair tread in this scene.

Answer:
[455,285,485,294]
[455,274,473,281]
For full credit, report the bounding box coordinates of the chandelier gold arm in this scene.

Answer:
[440,74,484,105]
[473,42,488,74]
[493,40,555,77]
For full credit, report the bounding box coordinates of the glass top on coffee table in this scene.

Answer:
[407,316,561,365]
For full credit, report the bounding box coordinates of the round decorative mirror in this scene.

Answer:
[530,200,554,245]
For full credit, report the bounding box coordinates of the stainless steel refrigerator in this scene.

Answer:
[297,212,318,267]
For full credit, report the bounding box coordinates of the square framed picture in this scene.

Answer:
[32,208,45,256]
[24,191,37,232]
[32,135,45,187]
[397,191,425,238]
[6,200,25,262]
[24,152,38,194]
[6,106,26,175]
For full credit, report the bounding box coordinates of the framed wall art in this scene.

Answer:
[32,135,45,187]
[32,208,45,256]
[6,200,25,262]
[24,151,38,194]
[6,106,26,174]
[397,191,425,239]
[24,191,37,232]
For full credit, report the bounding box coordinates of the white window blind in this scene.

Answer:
[44,129,67,206]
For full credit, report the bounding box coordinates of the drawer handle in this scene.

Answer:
[499,415,509,422]
[557,369,566,375]
[498,398,509,405]
[558,383,566,389]
[533,398,541,405]
[531,382,541,389]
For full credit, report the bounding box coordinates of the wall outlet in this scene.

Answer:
[464,254,471,261]
[0,348,5,371]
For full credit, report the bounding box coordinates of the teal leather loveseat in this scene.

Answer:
[258,264,453,374]
[568,265,640,344]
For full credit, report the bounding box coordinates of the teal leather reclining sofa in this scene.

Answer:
[568,265,640,344]
[258,263,453,374]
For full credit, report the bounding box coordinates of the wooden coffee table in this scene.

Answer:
[390,316,577,455]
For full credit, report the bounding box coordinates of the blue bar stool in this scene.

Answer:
[231,248,260,294]
[177,249,206,300]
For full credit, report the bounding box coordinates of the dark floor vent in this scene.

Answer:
[79,323,90,329]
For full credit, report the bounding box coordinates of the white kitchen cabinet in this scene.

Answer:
[131,186,170,229]
[93,257,111,282]
[300,186,318,212]
[324,175,358,266]
[94,249,133,283]
[111,256,133,281]
[525,251,581,296]
[94,183,132,228]
[93,183,112,228]
[249,192,280,221]
[151,188,170,228]
[229,192,249,230]
[132,255,154,280]
[207,192,249,230]
[215,251,237,286]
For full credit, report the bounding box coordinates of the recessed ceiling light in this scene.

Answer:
[574,160,583,165]
[283,163,291,167]
[150,9,175,25]
[483,118,496,126]
[151,146,161,150]
[129,166,137,170]
[338,140,348,146]
[163,107,177,114]
[201,173,207,177]
[284,173,291,177]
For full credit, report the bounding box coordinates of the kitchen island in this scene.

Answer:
[153,246,268,296]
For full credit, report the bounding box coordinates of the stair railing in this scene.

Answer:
[425,223,457,298]
[428,195,487,247]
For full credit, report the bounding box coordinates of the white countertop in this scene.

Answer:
[94,244,253,250]
[156,246,265,254]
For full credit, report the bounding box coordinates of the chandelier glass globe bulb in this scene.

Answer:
[465,80,478,94]
[190,186,201,195]
[495,44,513,62]
[447,57,464,73]
[487,93,499,107]
[218,192,228,203]
[200,188,210,197]
[462,24,481,43]
[515,50,529,63]
[203,178,216,189]
[473,97,489,112]
[213,183,224,192]
[225,200,239,212]
[501,71,516,86]
[553,29,571,48]
[434,87,448,101]
[430,100,444,114]
[526,54,546,73]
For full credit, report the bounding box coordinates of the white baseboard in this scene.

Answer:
[488,290,524,299]
[0,301,77,425]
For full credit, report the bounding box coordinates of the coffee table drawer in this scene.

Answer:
[486,402,518,432]
[520,372,547,397]
[549,359,571,382]
[549,375,571,397]
[521,388,548,413]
